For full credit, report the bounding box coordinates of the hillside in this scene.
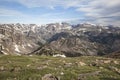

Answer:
[106,51,120,59]
[0,55,120,80]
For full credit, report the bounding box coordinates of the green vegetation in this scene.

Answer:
[0,55,120,80]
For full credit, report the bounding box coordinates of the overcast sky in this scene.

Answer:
[0,0,120,26]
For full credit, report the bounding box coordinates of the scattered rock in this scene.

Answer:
[14,67,21,71]
[64,63,72,67]
[99,66,104,69]
[109,66,120,74]
[37,66,47,70]
[117,70,120,74]
[89,62,99,67]
[78,61,86,66]
[62,60,66,63]
[60,72,64,75]
[29,55,33,56]
[8,61,12,63]
[103,60,111,64]
[42,74,59,80]
[78,71,101,80]
[58,66,62,68]
[26,64,31,67]
[37,67,43,70]
[0,66,5,71]
[95,59,99,62]
[113,60,119,64]
[10,67,21,72]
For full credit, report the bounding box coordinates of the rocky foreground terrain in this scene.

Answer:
[0,55,120,80]
[0,23,120,57]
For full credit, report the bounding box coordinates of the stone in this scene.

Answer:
[60,72,64,75]
[0,66,4,71]
[103,60,111,64]
[117,70,120,74]
[78,61,86,66]
[89,62,99,67]
[78,71,101,80]
[26,64,31,67]
[42,74,59,80]
[99,66,104,69]
[109,66,120,74]
[113,60,119,64]
[64,63,72,67]
[10,67,21,72]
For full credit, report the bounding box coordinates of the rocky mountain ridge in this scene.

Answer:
[0,23,120,57]
[0,23,72,55]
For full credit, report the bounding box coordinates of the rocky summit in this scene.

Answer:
[0,23,120,57]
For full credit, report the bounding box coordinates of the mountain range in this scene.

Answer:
[0,23,120,57]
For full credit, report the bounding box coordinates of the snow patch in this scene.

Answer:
[63,26,72,30]
[79,28,86,31]
[104,27,109,29]
[31,26,36,32]
[28,44,32,47]
[22,45,25,49]
[53,54,66,58]
[99,28,102,32]
[15,45,20,52]
[1,51,8,55]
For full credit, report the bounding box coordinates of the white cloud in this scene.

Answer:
[5,0,120,17]
[77,0,120,15]
[76,0,120,26]
[1,0,120,25]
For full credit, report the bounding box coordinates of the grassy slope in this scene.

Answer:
[0,55,120,80]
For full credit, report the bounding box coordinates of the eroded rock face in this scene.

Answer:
[0,24,39,55]
[0,23,73,55]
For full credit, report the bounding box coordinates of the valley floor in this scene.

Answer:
[0,55,120,80]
